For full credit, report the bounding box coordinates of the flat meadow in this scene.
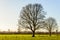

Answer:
[0,34,59,40]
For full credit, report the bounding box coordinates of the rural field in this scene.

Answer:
[0,34,60,40]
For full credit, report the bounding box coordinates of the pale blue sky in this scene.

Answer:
[0,0,60,31]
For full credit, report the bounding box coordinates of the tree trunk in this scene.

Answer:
[32,31,35,37]
[49,31,51,36]
[49,29,51,36]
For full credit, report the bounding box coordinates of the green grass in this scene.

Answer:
[0,34,59,40]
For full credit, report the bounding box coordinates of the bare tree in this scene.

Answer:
[8,29,10,32]
[44,17,57,36]
[18,4,46,37]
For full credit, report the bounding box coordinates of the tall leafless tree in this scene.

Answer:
[43,17,57,36]
[18,4,46,37]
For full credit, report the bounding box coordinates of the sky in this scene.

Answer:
[0,0,60,32]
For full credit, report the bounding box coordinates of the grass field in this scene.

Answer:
[0,34,59,40]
